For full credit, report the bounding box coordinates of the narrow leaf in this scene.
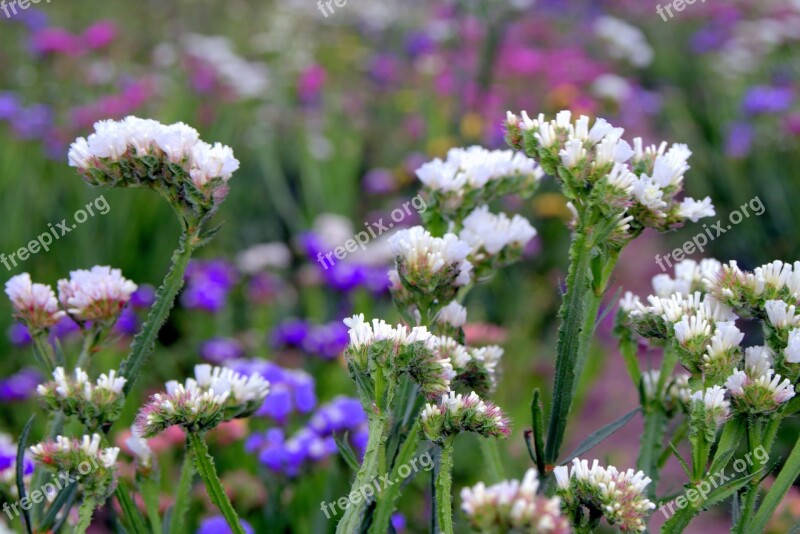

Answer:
[333,432,360,472]
[17,415,35,534]
[115,482,148,534]
[530,389,546,477]
[748,434,800,533]
[708,419,745,475]
[667,441,692,479]
[38,484,78,531]
[561,408,640,464]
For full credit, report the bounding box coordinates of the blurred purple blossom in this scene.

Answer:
[742,86,794,116]
[181,259,239,313]
[0,369,42,403]
[725,122,753,159]
[196,516,254,534]
[200,338,245,364]
[7,323,32,347]
[230,359,316,423]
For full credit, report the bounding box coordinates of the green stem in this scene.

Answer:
[187,433,245,534]
[735,419,764,532]
[478,439,505,484]
[76,328,98,369]
[170,451,195,534]
[545,231,617,464]
[336,412,389,534]
[141,477,163,534]
[120,231,196,396]
[32,334,54,374]
[748,429,800,533]
[73,498,96,534]
[638,409,667,499]
[434,436,456,534]
[370,418,422,534]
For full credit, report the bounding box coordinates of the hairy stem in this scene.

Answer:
[170,450,195,534]
[187,433,245,534]
[434,436,456,534]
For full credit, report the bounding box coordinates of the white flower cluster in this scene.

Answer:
[460,469,570,533]
[651,259,723,298]
[786,329,800,364]
[30,434,120,469]
[182,34,269,99]
[641,369,692,408]
[125,427,153,469]
[343,314,436,352]
[459,206,537,262]
[389,226,473,289]
[37,367,127,429]
[4,273,65,330]
[690,385,731,428]
[710,260,800,309]
[436,301,467,328]
[138,364,270,437]
[594,16,654,68]
[69,116,239,199]
[416,146,541,194]
[726,345,796,413]
[507,111,715,237]
[420,390,509,442]
[39,367,126,400]
[58,266,138,322]
[433,336,503,394]
[554,458,655,532]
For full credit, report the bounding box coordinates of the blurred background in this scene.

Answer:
[0,0,799,531]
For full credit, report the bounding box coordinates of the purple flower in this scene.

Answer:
[245,273,282,304]
[271,319,310,349]
[308,397,367,436]
[405,31,434,58]
[725,122,753,159]
[199,338,244,364]
[10,104,52,140]
[7,323,32,347]
[81,20,116,50]
[181,260,239,313]
[301,322,348,360]
[391,513,407,532]
[0,369,42,403]
[0,435,34,476]
[742,86,794,116]
[363,168,397,195]
[48,316,80,343]
[130,285,156,309]
[0,92,19,121]
[196,516,254,534]
[29,27,83,56]
[230,360,316,423]
[112,306,139,336]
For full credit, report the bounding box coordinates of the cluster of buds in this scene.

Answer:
[460,469,570,533]
[505,111,715,244]
[5,267,137,333]
[342,314,454,401]
[37,367,126,430]
[58,266,138,324]
[553,458,655,532]
[641,370,692,414]
[458,206,537,276]
[708,260,800,318]
[136,364,270,437]
[689,385,731,438]
[435,336,504,397]
[389,226,473,304]
[415,146,543,223]
[125,427,154,471]
[69,116,239,212]
[726,358,796,415]
[4,273,65,333]
[419,391,510,444]
[650,259,723,299]
[434,301,468,338]
[29,434,120,501]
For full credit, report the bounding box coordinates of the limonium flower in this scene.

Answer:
[436,301,467,329]
[593,16,654,68]
[786,329,800,364]
[708,260,800,316]
[136,364,269,437]
[342,314,454,400]
[460,469,570,533]
[124,426,153,469]
[505,111,715,241]
[419,391,510,444]
[725,366,795,414]
[68,116,239,206]
[690,385,731,430]
[459,206,537,270]
[57,266,137,323]
[641,370,692,412]
[553,458,655,532]
[37,367,126,429]
[29,433,120,500]
[4,273,65,332]
[389,226,472,301]
[416,146,543,220]
[650,259,723,298]
[434,336,503,396]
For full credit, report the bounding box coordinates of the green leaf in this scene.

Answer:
[16,415,35,534]
[115,482,149,534]
[333,432,360,472]
[638,410,667,499]
[748,433,800,533]
[666,441,692,479]
[38,484,77,532]
[188,433,246,534]
[708,419,745,475]
[530,389,546,477]
[561,407,640,464]
[74,497,97,534]
[169,451,195,534]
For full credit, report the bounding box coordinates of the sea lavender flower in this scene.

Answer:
[228,359,316,423]
[436,301,468,329]
[690,385,731,430]
[389,226,473,300]
[136,364,269,437]
[7,323,32,347]
[593,16,654,68]
[196,515,255,534]
[307,396,367,436]
[459,206,537,270]
[57,266,137,324]
[68,116,240,206]
[554,458,655,532]
[5,273,66,332]
[29,434,120,500]
[786,329,800,364]
[181,259,239,313]
[301,322,349,360]
[37,367,126,429]
[124,426,153,469]
[742,85,794,116]
[461,469,570,533]
[246,427,337,477]
[726,367,795,414]
[0,368,42,402]
[0,433,34,484]
[200,338,245,364]
[419,391,510,444]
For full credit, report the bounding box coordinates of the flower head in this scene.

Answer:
[461,469,570,533]
[459,206,537,270]
[419,391,510,444]
[37,367,126,429]
[690,385,731,430]
[554,458,655,532]
[57,266,137,323]
[726,367,795,414]
[4,274,65,331]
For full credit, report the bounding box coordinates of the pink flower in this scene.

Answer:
[30,28,83,56]
[82,21,117,50]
